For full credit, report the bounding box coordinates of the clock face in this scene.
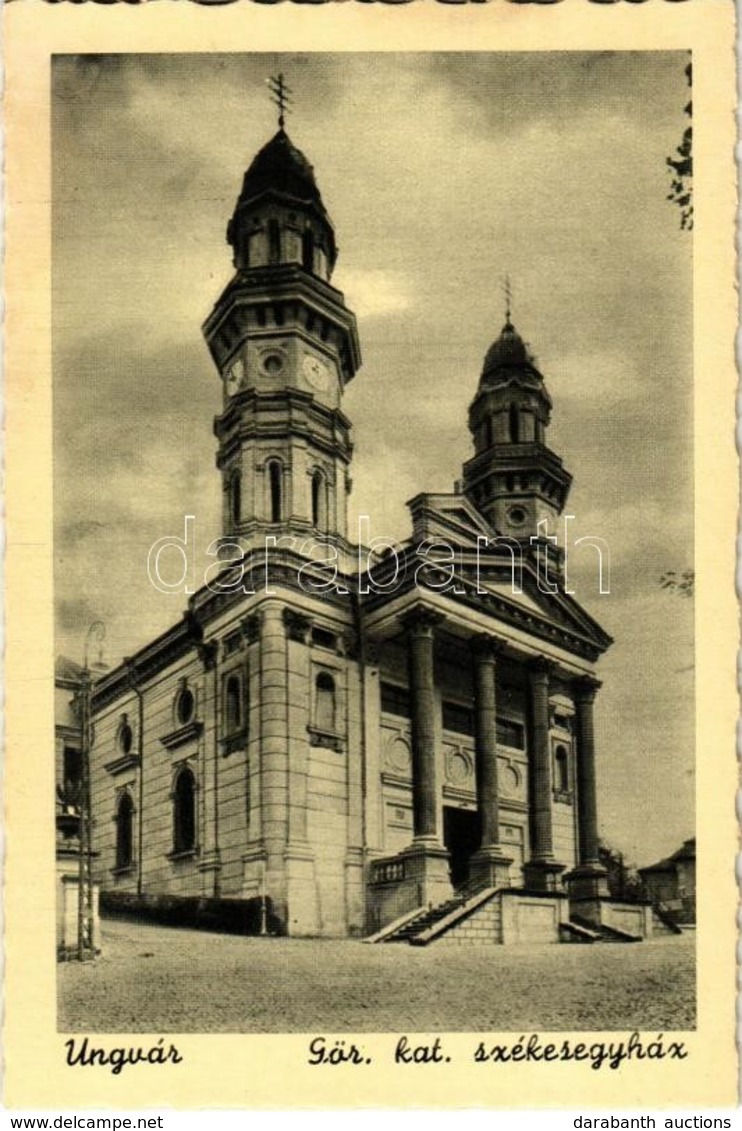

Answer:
[302,353,330,392]
[225,357,245,396]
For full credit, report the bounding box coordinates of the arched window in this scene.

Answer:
[485,416,494,448]
[315,672,336,733]
[554,745,570,793]
[173,766,196,855]
[225,673,242,734]
[302,228,315,273]
[115,791,134,871]
[509,404,520,444]
[268,219,281,264]
[230,470,241,526]
[268,460,282,523]
[311,469,326,529]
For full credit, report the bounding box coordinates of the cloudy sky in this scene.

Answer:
[53,52,693,867]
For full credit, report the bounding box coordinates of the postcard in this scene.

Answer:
[4,0,737,1110]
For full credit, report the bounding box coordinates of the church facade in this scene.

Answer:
[87,115,647,943]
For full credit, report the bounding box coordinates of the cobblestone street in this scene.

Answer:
[58,917,695,1034]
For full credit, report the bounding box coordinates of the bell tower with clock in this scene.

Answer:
[203,78,361,548]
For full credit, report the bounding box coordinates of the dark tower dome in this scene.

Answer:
[238,129,327,214]
[480,319,545,392]
[227,128,337,273]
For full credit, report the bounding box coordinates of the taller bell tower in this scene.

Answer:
[461,317,572,542]
[203,83,361,547]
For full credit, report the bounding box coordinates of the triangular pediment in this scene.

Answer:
[460,560,612,651]
[398,492,612,654]
[406,492,497,550]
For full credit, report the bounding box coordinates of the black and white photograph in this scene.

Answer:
[50,51,700,1038]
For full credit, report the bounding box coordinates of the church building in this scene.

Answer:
[87,93,654,944]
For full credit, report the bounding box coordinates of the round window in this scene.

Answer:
[261,352,284,376]
[177,687,195,726]
[508,506,528,526]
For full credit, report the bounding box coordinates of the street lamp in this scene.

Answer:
[76,620,105,961]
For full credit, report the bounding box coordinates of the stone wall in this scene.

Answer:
[433,896,503,946]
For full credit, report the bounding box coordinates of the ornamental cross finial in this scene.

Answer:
[267,72,292,130]
[504,275,513,324]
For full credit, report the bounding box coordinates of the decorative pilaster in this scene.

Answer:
[469,635,512,889]
[283,604,320,935]
[259,602,290,923]
[524,657,565,892]
[196,639,221,895]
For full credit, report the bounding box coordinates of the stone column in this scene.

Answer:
[469,635,512,889]
[565,677,609,907]
[406,609,440,844]
[574,678,601,867]
[397,608,451,907]
[524,657,565,892]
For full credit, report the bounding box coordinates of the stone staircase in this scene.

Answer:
[368,889,653,947]
[382,897,470,943]
[651,903,684,936]
[569,912,642,942]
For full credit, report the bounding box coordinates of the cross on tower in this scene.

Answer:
[267,72,292,130]
[503,275,513,324]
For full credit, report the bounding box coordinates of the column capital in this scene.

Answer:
[282,608,312,643]
[196,640,218,672]
[400,606,444,638]
[470,633,505,662]
[574,675,602,704]
[241,612,262,644]
[527,655,554,683]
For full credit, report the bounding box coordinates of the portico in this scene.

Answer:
[365,578,610,928]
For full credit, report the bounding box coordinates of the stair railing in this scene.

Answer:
[455,874,493,903]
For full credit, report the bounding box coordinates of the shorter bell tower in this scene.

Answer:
[462,316,572,542]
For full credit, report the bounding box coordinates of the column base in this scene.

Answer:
[469,846,513,890]
[198,850,222,896]
[523,859,566,892]
[563,864,610,902]
[399,841,453,908]
[285,842,321,937]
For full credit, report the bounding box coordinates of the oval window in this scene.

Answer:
[177,687,195,726]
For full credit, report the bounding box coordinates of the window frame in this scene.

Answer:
[170,764,198,859]
[113,789,135,874]
[552,741,572,802]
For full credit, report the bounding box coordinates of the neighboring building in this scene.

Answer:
[55,655,84,872]
[85,110,647,943]
[639,838,696,924]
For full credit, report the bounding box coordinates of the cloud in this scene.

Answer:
[335,269,414,319]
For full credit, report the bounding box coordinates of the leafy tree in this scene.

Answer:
[667,60,693,230]
[660,568,694,598]
[598,842,646,902]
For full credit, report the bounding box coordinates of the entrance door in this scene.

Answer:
[443,806,481,890]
